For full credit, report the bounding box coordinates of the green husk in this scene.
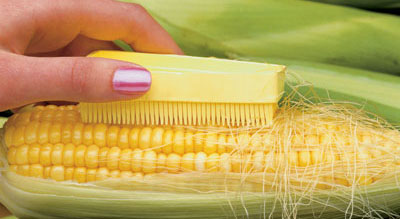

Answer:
[307,0,400,9]
[245,58,400,125]
[0,118,7,129]
[2,172,400,219]
[122,0,400,75]
[113,40,133,52]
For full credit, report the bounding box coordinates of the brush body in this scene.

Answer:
[80,51,286,126]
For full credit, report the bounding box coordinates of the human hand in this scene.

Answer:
[0,0,183,111]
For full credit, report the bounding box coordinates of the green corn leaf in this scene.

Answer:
[2,171,400,218]
[307,0,400,9]
[235,56,400,125]
[0,118,7,129]
[120,0,400,124]
[113,40,133,51]
[122,0,400,75]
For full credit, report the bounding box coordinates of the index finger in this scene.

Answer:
[78,0,183,54]
[2,0,183,55]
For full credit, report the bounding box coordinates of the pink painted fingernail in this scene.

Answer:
[112,66,151,94]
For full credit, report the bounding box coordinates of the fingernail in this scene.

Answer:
[112,66,151,94]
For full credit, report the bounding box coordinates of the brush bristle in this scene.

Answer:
[79,101,277,126]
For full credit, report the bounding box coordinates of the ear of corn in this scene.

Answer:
[121,0,400,75]
[4,107,394,185]
[2,102,400,218]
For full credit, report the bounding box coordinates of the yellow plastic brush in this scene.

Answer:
[79,51,286,126]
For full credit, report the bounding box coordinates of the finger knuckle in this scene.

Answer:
[130,3,148,15]
[70,58,92,96]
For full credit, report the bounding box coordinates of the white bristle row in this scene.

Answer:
[80,101,277,126]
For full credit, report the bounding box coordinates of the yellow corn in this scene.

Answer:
[3,105,399,187]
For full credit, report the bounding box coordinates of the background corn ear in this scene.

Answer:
[120,0,400,123]
[242,57,400,125]
[307,0,400,10]
[122,0,400,75]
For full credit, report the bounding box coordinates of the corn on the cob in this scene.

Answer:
[3,105,400,189]
[2,104,400,219]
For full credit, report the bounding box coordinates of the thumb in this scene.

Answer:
[0,52,151,111]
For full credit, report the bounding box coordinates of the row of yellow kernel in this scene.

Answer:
[6,106,80,127]
[6,120,390,154]
[7,143,375,175]
[8,144,253,173]
[9,163,374,186]
[5,123,279,153]
[9,164,143,183]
